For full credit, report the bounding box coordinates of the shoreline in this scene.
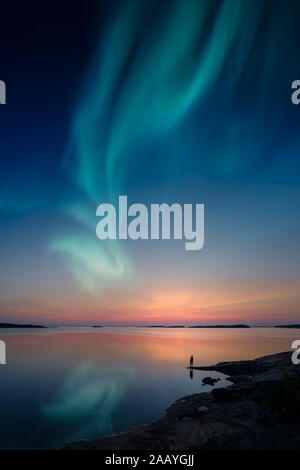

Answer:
[62,351,300,450]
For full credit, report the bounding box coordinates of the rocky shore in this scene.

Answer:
[62,351,300,450]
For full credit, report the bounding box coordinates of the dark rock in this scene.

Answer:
[212,388,235,402]
[226,374,252,384]
[191,360,265,376]
[202,376,220,386]
[165,393,212,418]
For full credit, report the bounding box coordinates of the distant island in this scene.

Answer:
[189,324,250,328]
[165,325,185,328]
[2,323,300,330]
[0,322,46,328]
[275,324,300,329]
[138,325,185,328]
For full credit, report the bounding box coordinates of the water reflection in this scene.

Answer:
[0,327,296,449]
[43,362,135,440]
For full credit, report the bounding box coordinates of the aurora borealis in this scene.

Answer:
[0,0,299,325]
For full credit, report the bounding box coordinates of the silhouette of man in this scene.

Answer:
[190,355,194,368]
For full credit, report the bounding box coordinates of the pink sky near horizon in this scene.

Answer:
[1,212,299,327]
[1,281,299,326]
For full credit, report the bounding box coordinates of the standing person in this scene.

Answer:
[190,355,194,368]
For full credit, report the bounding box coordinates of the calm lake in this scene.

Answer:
[0,327,298,449]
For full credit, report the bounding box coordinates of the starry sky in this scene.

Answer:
[0,0,299,326]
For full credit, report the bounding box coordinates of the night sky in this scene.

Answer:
[0,0,299,326]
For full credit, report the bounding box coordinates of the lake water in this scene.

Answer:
[0,327,298,449]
